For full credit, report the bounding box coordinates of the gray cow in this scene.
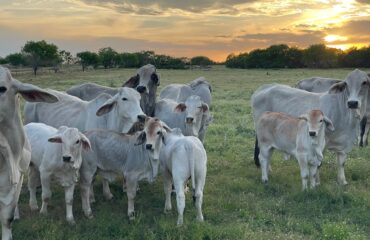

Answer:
[0,67,58,240]
[155,95,210,142]
[252,69,370,185]
[159,77,212,106]
[296,75,370,147]
[67,64,160,116]
[79,118,168,220]
[24,88,145,133]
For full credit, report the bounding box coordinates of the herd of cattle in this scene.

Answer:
[0,64,369,239]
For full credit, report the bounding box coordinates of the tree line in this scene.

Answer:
[225,44,370,69]
[0,40,214,75]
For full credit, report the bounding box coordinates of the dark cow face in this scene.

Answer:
[123,64,160,95]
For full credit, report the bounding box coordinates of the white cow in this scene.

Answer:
[24,123,91,224]
[79,118,167,220]
[24,87,146,133]
[155,95,211,142]
[0,67,58,240]
[252,69,370,185]
[159,127,207,225]
[256,110,334,190]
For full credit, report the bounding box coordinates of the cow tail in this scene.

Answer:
[254,136,261,168]
[359,116,367,147]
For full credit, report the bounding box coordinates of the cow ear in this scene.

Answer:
[201,103,209,112]
[79,133,91,151]
[135,131,146,145]
[323,116,335,131]
[96,95,118,116]
[151,73,160,86]
[175,103,186,112]
[123,74,140,88]
[328,82,346,94]
[12,80,58,103]
[299,114,308,121]
[48,136,62,143]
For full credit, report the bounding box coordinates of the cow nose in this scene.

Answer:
[63,156,72,162]
[309,131,316,137]
[136,86,146,93]
[347,101,358,109]
[146,144,153,150]
[186,117,194,123]
[137,115,147,122]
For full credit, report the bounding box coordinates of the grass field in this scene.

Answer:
[10,66,370,239]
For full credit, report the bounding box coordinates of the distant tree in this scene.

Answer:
[136,51,156,66]
[116,53,140,68]
[338,46,370,68]
[98,47,118,69]
[0,57,7,64]
[190,56,214,66]
[59,50,73,65]
[154,54,187,69]
[285,47,304,68]
[5,53,25,67]
[22,40,60,75]
[76,51,99,71]
[303,44,341,68]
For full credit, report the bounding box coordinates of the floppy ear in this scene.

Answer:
[151,73,160,86]
[48,135,62,143]
[96,95,118,116]
[328,82,346,94]
[201,103,209,112]
[175,103,186,112]
[135,131,146,146]
[299,114,308,121]
[323,116,335,131]
[12,80,58,103]
[122,74,140,88]
[79,133,91,151]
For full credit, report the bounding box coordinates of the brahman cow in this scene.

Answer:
[296,76,370,147]
[24,123,91,224]
[159,127,207,225]
[0,67,58,240]
[256,110,334,190]
[66,64,160,116]
[252,69,370,185]
[24,87,145,133]
[79,118,167,220]
[155,95,211,142]
[159,77,212,106]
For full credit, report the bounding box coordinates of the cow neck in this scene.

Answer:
[0,95,24,156]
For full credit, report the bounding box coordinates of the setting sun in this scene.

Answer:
[324,35,348,43]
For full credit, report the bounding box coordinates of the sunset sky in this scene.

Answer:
[0,0,369,61]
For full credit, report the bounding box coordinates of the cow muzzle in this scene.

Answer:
[146,144,153,150]
[186,117,194,124]
[63,156,72,162]
[309,131,316,137]
[136,86,147,94]
[347,100,359,109]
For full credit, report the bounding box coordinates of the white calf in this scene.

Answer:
[24,123,91,224]
[256,110,334,190]
[159,128,207,225]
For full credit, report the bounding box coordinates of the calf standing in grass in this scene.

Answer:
[24,123,91,224]
[256,110,334,190]
[159,127,207,225]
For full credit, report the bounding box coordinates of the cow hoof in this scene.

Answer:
[85,211,94,219]
[262,179,268,184]
[40,209,47,215]
[104,193,114,200]
[67,219,76,225]
[196,216,204,222]
[128,212,135,221]
[164,209,172,214]
[29,204,39,211]
[177,219,183,226]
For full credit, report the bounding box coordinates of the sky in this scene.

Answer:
[0,0,369,62]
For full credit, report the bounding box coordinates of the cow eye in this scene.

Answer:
[362,81,367,86]
[157,131,161,135]
[122,97,128,101]
[319,120,323,123]
[76,140,80,144]
[0,86,7,93]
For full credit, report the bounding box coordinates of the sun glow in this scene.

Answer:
[324,35,348,42]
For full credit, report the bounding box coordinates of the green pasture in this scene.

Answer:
[11,66,370,239]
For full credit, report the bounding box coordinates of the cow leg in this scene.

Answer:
[28,165,40,211]
[40,172,52,215]
[126,179,138,221]
[259,147,272,183]
[297,155,309,190]
[309,164,318,189]
[64,184,76,225]
[364,122,370,146]
[13,174,24,221]
[122,177,127,192]
[174,179,186,226]
[336,152,348,185]
[194,170,206,222]
[89,185,95,203]
[102,179,113,200]
[80,170,94,219]
[1,203,15,240]
[163,169,173,213]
